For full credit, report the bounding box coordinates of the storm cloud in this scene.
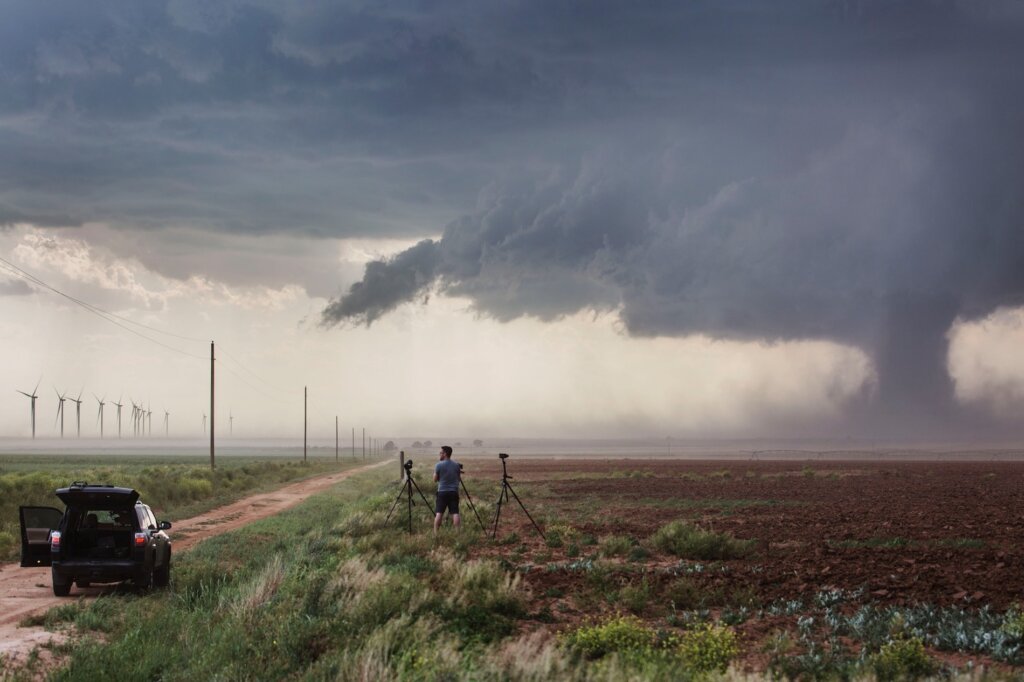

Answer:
[3,1,1023,433]
[320,1,1024,431]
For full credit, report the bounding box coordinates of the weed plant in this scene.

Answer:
[650,520,754,560]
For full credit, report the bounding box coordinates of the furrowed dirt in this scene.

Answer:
[456,457,1024,669]
[463,458,1024,607]
[0,460,388,664]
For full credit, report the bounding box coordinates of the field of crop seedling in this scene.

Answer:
[9,457,1024,680]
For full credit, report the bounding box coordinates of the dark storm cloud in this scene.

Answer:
[319,1,1024,430]
[4,0,1024,430]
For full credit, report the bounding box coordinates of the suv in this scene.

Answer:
[19,482,172,596]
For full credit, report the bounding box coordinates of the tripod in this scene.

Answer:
[385,461,434,534]
[491,453,546,541]
[458,464,487,531]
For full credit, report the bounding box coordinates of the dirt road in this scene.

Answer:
[0,460,389,664]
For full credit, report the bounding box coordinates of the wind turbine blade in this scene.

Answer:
[16,390,31,398]
[33,378,41,395]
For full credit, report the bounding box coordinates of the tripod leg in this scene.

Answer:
[385,484,406,524]
[460,480,486,531]
[409,477,434,518]
[491,482,507,539]
[407,479,414,534]
[505,482,546,541]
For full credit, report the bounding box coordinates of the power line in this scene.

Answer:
[217,344,296,395]
[0,255,208,343]
[0,257,207,361]
[216,361,295,407]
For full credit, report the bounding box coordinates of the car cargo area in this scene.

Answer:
[66,509,135,560]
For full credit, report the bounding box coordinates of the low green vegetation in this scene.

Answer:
[650,520,755,560]
[560,615,739,675]
[11,469,748,681]
[0,454,358,560]
[9,460,1023,680]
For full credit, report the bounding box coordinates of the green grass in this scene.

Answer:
[827,537,984,551]
[0,454,361,560]
[24,467,722,681]
[649,520,755,560]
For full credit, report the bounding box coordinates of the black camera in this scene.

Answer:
[498,453,509,460]
[404,460,413,471]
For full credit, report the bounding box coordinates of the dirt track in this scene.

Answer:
[0,460,388,664]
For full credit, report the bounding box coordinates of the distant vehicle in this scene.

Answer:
[19,482,172,596]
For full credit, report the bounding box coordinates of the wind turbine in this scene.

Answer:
[16,379,41,439]
[164,409,170,437]
[112,396,124,438]
[54,389,67,438]
[95,395,106,438]
[229,410,234,436]
[69,391,84,438]
[202,412,207,434]
[147,405,153,437]
[130,400,139,437]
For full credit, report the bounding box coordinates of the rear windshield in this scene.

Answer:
[70,508,137,531]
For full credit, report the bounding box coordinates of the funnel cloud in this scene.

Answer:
[322,2,1024,432]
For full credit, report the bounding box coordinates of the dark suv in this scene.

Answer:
[19,482,172,596]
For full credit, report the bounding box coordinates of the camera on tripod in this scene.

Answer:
[498,452,509,459]
[404,459,413,471]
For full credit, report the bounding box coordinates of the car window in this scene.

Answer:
[81,510,134,528]
[145,507,157,529]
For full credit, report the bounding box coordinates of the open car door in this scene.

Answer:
[20,506,63,567]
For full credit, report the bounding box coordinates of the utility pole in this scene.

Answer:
[303,386,308,462]
[351,427,355,460]
[335,416,339,462]
[362,428,365,460]
[210,341,215,471]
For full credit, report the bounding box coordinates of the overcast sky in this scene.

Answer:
[2,1,1023,441]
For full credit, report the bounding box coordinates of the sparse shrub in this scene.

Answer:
[679,622,739,672]
[650,520,754,560]
[802,465,815,477]
[618,579,651,614]
[546,530,564,548]
[665,577,703,610]
[560,615,657,660]
[872,636,935,680]
[565,543,580,558]
[628,546,650,561]
[1002,605,1024,639]
[601,535,633,557]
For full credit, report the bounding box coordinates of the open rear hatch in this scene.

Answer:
[56,484,139,508]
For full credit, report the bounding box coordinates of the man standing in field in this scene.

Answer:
[434,445,461,533]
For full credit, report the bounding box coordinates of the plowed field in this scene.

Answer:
[455,457,1024,665]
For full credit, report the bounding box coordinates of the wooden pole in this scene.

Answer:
[303,386,307,462]
[210,341,215,470]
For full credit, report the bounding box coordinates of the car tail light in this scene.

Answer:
[50,531,61,548]
[134,533,147,547]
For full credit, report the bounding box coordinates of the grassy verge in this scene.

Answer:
[7,468,751,681]
[0,454,364,560]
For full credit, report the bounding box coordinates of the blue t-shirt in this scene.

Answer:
[435,459,461,493]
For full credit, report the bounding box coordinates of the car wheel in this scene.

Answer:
[52,573,72,597]
[154,553,171,588]
[134,567,154,590]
